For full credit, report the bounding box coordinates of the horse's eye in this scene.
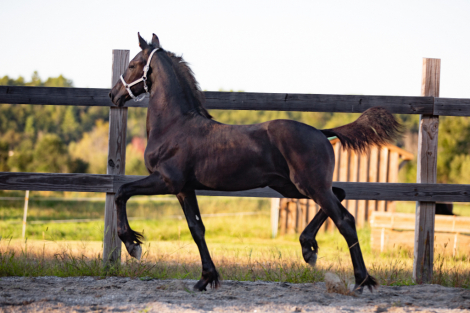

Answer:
[129,65,135,69]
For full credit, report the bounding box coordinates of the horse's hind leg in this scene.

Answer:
[114,172,172,260]
[299,210,327,266]
[299,187,345,266]
[310,188,377,293]
[176,190,220,291]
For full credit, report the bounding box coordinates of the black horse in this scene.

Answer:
[109,33,401,292]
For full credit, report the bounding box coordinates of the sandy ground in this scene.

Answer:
[1,277,469,312]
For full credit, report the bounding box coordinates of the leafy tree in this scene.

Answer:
[7,139,33,172]
[69,120,109,174]
[0,72,108,148]
[0,140,9,171]
[30,134,70,173]
[126,140,149,176]
[438,116,470,183]
[0,73,108,173]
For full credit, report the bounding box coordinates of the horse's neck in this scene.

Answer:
[146,61,204,132]
[146,88,194,134]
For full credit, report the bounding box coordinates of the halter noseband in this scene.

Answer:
[120,48,160,102]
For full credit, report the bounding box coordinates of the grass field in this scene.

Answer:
[0,193,270,240]
[1,192,470,288]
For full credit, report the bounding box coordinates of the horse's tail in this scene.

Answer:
[320,107,403,153]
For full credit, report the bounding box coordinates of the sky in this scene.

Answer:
[1,0,470,98]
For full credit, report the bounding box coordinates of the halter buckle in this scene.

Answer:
[134,94,146,102]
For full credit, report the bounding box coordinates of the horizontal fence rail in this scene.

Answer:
[2,85,470,116]
[0,172,113,192]
[2,172,470,202]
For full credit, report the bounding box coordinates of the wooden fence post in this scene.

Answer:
[413,58,440,283]
[367,146,379,218]
[22,190,29,238]
[377,147,389,212]
[271,198,280,238]
[356,154,368,227]
[103,50,130,265]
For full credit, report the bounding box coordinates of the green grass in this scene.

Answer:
[0,194,270,240]
[1,230,470,288]
[0,194,269,221]
[0,215,272,242]
[1,194,470,288]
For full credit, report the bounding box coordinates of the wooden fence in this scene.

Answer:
[370,211,470,256]
[1,52,470,283]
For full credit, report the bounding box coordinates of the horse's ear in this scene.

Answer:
[151,33,160,48]
[138,32,149,50]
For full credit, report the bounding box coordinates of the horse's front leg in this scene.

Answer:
[114,172,172,260]
[177,190,220,291]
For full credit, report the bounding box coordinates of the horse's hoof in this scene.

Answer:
[193,270,220,291]
[301,247,318,267]
[306,253,317,267]
[353,284,364,294]
[130,245,142,260]
[300,236,319,267]
[193,284,207,292]
[193,279,208,292]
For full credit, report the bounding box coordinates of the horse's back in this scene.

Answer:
[265,119,334,157]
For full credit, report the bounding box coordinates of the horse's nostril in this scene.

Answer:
[108,92,112,99]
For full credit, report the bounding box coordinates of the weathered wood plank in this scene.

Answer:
[0,86,434,114]
[434,98,470,116]
[356,153,369,227]
[333,182,470,202]
[387,151,400,212]
[0,86,115,107]
[0,172,113,192]
[377,147,389,212]
[9,85,470,117]
[367,146,379,217]
[270,198,280,238]
[279,198,288,235]
[103,50,129,265]
[414,58,440,284]
[112,175,470,202]
[204,92,434,114]
[3,172,470,202]
[349,152,359,219]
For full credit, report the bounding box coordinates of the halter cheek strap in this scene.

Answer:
[120,48,160,101]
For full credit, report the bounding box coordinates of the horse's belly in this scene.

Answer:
[193,157,279,191]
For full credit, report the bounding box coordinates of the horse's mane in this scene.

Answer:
[150,44,212,119]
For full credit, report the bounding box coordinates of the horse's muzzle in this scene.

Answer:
[109,91,123,106]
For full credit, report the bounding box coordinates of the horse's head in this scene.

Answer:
[109,33,161,107]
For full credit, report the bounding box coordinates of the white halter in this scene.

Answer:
[120,48,160,102]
